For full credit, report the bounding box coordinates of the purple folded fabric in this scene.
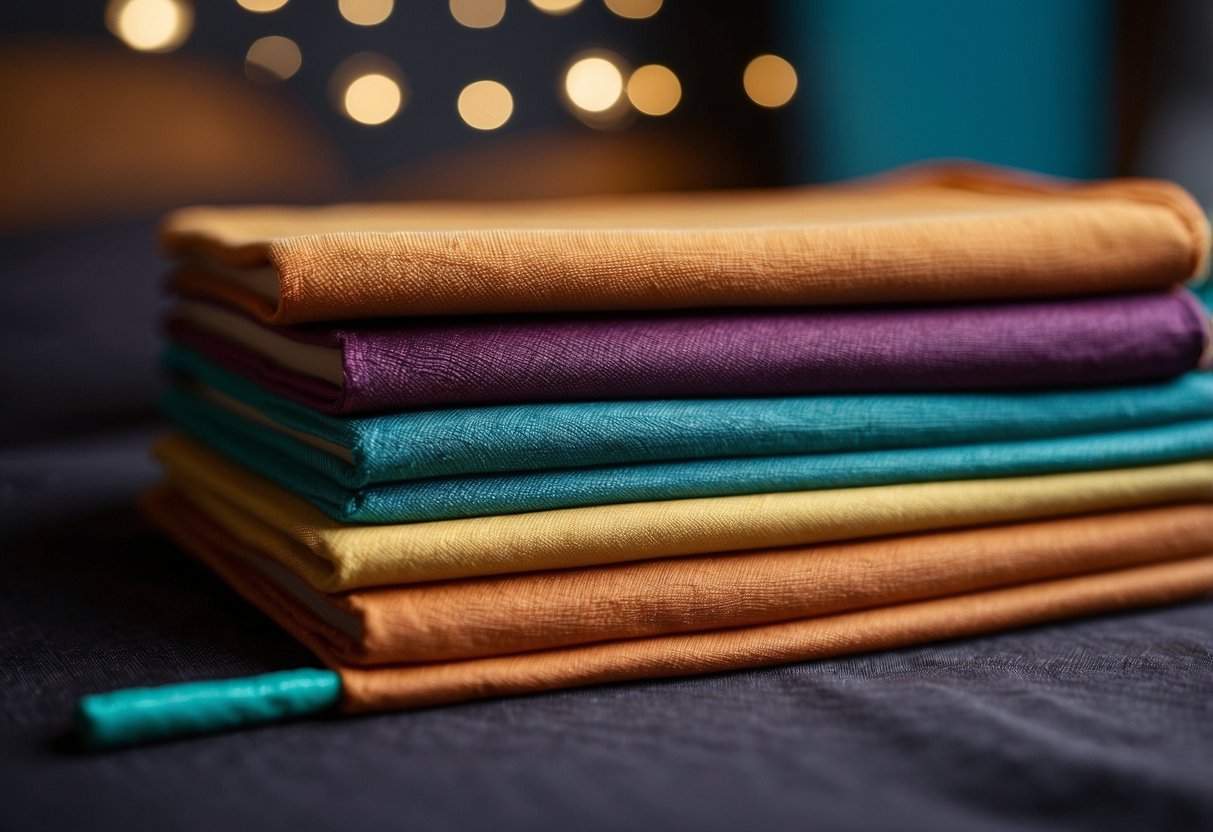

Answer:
[167,290,1211,415]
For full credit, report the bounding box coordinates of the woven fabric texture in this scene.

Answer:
[145,489,1213,666]
[167,396,1213,522]
[165,288,1211,413]
[154,434,1213,590]
[162,164,1210,324]
[140,493,1213,714]
[162,346,1213,485]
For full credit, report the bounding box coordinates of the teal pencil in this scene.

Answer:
[74,669,340,749]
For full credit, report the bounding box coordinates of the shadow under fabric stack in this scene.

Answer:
[147,163,1213,716]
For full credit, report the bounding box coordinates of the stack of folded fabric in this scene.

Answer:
[145,163,1213,717]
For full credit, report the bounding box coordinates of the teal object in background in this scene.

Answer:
[75,669,340,749]
[1196,279,1213,312]
[778,0,1115,181]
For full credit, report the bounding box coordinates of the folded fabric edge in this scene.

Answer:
[158,162,1210,268]
[143,483,1213,667]
[159,165,1210,324]
[336,555,1213,713]
[165,397,1213,524]
[152,431,1213,591]
[162,343,1213,487]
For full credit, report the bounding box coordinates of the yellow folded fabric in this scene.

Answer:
[144,485,1213,665]
[161,164,1210,324]
[155,433,1213,591]
[140,480,1213,714]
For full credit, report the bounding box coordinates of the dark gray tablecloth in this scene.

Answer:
[2,221,1211,832]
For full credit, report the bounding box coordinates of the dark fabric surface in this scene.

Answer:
[1,219,167,446]
[3,222,1212,831]
[3,438,1212,832]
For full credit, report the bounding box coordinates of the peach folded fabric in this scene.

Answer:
[143,488,1213,665]
[333,557,1213,714]
[161,164,1211,324]
[154,433,1213,591]
[138,485,1213,713]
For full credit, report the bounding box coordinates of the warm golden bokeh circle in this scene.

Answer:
[743,54,798,108]
[106,0,193,52]
[450,0,506,28]
[338,0,394,26]
[530,0,582,15]
[627,64,680,116]
[565,55,624,113]
[458,80,515,130]
[245,35,302,83]
[344,73,403,125]
[235,0,288,12]
[604,0,662,20]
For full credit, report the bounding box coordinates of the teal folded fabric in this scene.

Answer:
[164,345,1213,488]
[166,386,1213,523]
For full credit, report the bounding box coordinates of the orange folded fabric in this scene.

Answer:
[145,487,1213,666]
[162,164,1210,324]
[338,556,1213,714]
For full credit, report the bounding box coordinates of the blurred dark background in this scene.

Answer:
[0,0,1210,450]
[4,0,1210,228]
[1,5,1212,822]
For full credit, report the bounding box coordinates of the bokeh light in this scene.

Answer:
[330,53,407,125]
[627,64,680,116]
[234,0,288,12]
[344,74,403,124]
[530,0,582,15]
[244,36,302,83]
[450,0,505,28]
[603,0,661,19]
[564,54,624,114]
[458,80,514,130]
[105,0,193,53]
[338,0,394,26]
[743,54,798,108]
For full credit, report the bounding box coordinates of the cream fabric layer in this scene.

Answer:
[173,301,344,384]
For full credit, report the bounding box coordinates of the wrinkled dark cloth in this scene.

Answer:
[169,289,1210,414]
[3,437,1212,831]
[1,219,166,445]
